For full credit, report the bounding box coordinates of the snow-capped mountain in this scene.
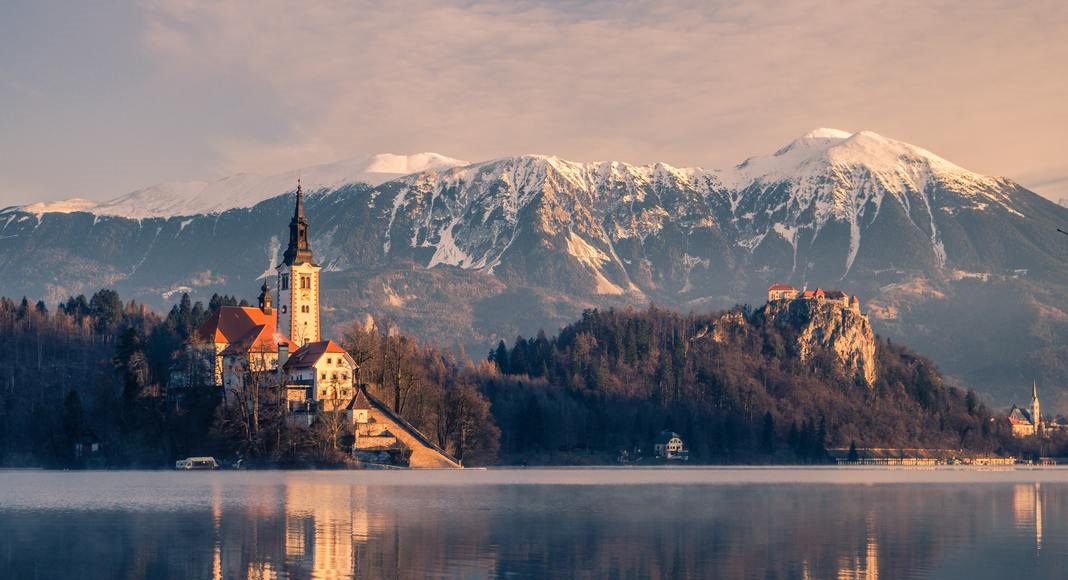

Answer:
[21,152,465,219]
[3,129,1068,405]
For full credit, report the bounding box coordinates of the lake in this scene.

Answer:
[1,467,1067,579]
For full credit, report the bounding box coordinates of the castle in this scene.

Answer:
[195,183,459,468]
[767,283,861,312]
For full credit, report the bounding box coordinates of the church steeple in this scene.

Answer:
[258,279,273,314]
[282,179,315,266]
[276,178,321,345]
[1032,381,1041,431]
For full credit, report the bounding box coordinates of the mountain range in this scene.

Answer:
[3,129,1067,409]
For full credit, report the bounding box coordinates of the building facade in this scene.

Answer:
[282,340,357,412]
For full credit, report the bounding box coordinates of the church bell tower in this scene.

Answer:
[1032,381,1042,433]
[277,180,321,345]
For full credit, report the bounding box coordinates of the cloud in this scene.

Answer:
[127,0,1065,193]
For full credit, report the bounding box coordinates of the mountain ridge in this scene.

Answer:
[3,129,1067,409]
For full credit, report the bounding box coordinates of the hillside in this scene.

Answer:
[481,302,1006,462]
[2,130,1068,407]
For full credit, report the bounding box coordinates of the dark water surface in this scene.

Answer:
[2,467,1067,579]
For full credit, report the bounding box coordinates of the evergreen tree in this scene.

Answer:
[761,411,775,454]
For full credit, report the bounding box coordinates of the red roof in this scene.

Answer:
[198,306,295,355]
[814,288,825,297]
[283,340,350,369]
[768,283,796,291]
[802,290,815,298]
[197,306,275,343]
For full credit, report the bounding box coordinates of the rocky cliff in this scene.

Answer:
[759,299,877,385]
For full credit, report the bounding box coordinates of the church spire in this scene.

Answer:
[258,278,272,313]
[282,179,314,266]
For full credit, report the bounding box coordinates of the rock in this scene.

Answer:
[760,299,877,385]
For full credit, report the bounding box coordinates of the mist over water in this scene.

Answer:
[1,468,1065,579]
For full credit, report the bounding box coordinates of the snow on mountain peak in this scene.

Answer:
[801,128,854,141]
[723,128,992,194]
[22,152,467,219]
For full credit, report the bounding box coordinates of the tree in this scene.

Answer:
[438,382,500,466]
[761,411,775,454]
[848,440,859,462]
[216,346,289,460]
[59,390,87,467]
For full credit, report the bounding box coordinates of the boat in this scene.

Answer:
[174,457,220,470]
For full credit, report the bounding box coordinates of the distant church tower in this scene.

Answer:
[1032,381,1042,432]
[277,180,321,345]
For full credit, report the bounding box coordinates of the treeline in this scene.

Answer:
[0,290,1045,468]
[482,305,1022,463]
[0,291,247,467]
[0,290,500,468]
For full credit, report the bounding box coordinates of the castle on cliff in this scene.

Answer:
[195,182,459,468]
[767,283,861,312]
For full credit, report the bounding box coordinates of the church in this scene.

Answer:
[196,182,460,468]
[1008,382,1043,438]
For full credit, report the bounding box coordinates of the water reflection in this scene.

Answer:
[1013,483,1043,552]
[2,471,1068,579]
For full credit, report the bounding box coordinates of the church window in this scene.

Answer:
[332,373,338,380]
[326,357,332,364]
[321,373,326,380]
[300,275,311,289]
[301,305,310,313]
[281,305,287,314]
[281,275,289,290]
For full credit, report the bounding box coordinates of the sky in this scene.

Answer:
[1,0,1067,207]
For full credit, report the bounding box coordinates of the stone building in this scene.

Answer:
[197,281,297,389]
[276,181,321,346]
[349,386,461,468]
[767,283,799,302]
[282,340,357,413]
[1009,382,1043,437]
[767,283,861,312]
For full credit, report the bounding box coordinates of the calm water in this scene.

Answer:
[2,468,1067,579]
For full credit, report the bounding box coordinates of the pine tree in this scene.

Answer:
[761,411,775,454]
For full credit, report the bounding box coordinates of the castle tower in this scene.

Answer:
[1032,381,1041,433]
[277,180,321,345]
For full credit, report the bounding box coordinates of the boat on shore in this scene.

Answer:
[174,457,220,470]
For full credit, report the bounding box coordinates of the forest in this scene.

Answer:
[481,305,1057,463]
[0,291,498,468]
[0,291,1055,468]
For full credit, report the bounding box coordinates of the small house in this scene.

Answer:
[654,430,689,460]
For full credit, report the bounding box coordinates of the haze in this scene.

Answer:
[1,0,1066,207]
